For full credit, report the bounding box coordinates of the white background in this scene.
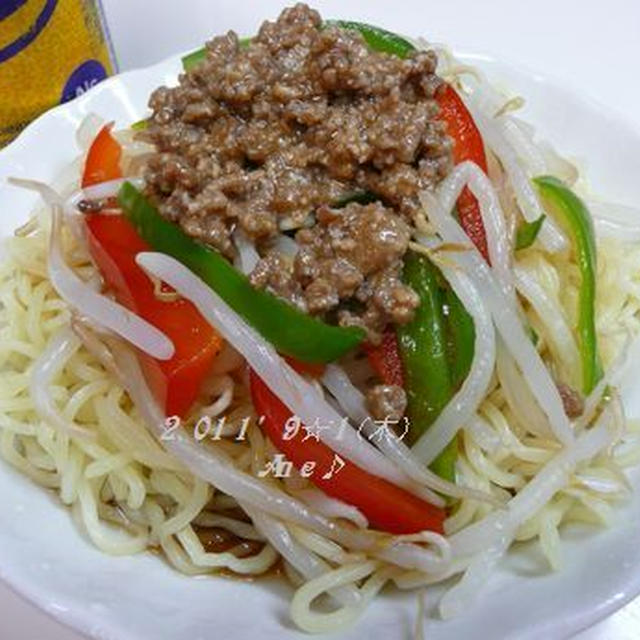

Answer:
[1,0,640,638]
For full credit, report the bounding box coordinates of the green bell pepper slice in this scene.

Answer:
[534,176,602,394]
[182,47,207,72]
[398,253,452,439]
[118,182,365,363]
[397,252,468,481]
[515,214,546,251]
[324,20,414,58]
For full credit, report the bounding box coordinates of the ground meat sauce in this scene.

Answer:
[250,201,419,338]
[366,383,408,422]
[142,3,453,339]
[557,382,585,419]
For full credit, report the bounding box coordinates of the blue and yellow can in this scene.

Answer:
[0,0,116,146]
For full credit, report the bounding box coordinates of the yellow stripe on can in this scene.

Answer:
[0,0,116,147]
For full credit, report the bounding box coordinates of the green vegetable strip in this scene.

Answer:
[324,20,415,58]
[397,253,456,480]
[533,176,602,393]
[181,48,207,71]
[131,118,148,131]
[118,182,364,363]
[515,214,546,251]
[430,437,458,484]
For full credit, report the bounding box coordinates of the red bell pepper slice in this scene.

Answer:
[284,356,326,378]
[249,370,445,535]
[436,84,490,261]
[364,330,404,387]
[82,124,123,188]
[85,213,222,417]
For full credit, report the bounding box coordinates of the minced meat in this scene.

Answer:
[557,382,584,419]
[366,384,408,422]
[142,3,453,335]
[250,201,419,340]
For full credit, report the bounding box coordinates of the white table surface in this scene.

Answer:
[2,1,639,638]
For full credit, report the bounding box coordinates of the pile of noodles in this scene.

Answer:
[2,47,640,634]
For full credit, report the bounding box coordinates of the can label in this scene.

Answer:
[0,0,116,147]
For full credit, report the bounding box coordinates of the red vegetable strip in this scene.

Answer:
[82,124,122,188]
[284,356,326,378]
[436,84,490,261]
[85,213,222,417]
[250,370,445,535]
[364,330,404,387]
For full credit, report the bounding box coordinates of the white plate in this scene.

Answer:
[1,51,640,640]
